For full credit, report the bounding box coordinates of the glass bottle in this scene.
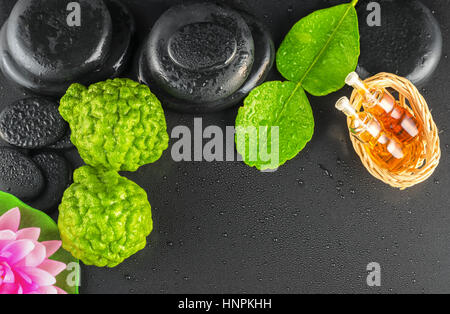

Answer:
[345,72,422,144]
[336,97,416,173]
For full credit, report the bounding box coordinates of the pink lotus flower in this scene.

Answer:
[0,208,67,294]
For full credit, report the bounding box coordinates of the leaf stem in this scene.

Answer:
[351,0,359,7]
[297,2,355,86]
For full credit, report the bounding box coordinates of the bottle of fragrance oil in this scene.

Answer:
[336,97,418,173]
[345,72,422,144]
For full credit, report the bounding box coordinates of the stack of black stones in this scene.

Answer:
[0,0,135,214]
[0,98,73,214]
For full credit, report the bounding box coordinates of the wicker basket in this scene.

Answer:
[347,73,441,190]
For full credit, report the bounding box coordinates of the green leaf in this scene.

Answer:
[276,1,360,96]
[235,81,314,170]
[0,191,80,294]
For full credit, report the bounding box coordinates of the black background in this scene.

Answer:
[0,0,449,294]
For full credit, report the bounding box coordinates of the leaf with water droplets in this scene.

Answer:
[277,1,360,96]
[235,81,314,170]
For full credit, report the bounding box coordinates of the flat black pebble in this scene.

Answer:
[357,0,442,86]
[0,147,45,201]
[47,128,74,150]
[0,137,29,156]
[30,152,72,214]
[0,98,67,149]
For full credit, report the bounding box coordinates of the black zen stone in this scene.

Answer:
[0,0,134,95]
[0,136,30,156]
[0,98,67,149]
[357,0,442,86]
[138,3,274,113]
[47,128,74,150]
[81,0,136,83]
[99,0,136,78]
[143,3,254,104]
[30,152,72,214]
[0,147,45,201]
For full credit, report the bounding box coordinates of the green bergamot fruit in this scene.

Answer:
[59,78,169,172]
[58,166,153,267]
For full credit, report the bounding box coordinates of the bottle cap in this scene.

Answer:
[335,97,357,117]
[345,72,361,87]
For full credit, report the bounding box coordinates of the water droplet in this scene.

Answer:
[319,164,333,178]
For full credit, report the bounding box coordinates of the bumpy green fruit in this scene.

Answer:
[58,166,153,267]
[60,78,169,172]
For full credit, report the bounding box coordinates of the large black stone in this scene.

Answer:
[30,152,72,214]
[88,0,136,82]
[357,0,442,86]
[0,147,45,201]
[139,3,274,113]
[0,0,135,95]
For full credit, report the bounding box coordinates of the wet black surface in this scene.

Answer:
[0,0,449,294]
[30,152,72,215]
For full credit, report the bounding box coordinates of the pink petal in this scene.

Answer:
[0,208,20,232]
[21,267,56,286]
[15,268,32,284]
[14,269,37,293]
[15,242,46,268]
[37,286,58,294]
[39,259,67,277]
[16,228,40,241]
[0,240,13,251]
[41,241,61,258]
[55,287,68,294]
[0,283,19,294]
[1,240,35,265]
[0,230,16,241]
[1,263,15,283]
